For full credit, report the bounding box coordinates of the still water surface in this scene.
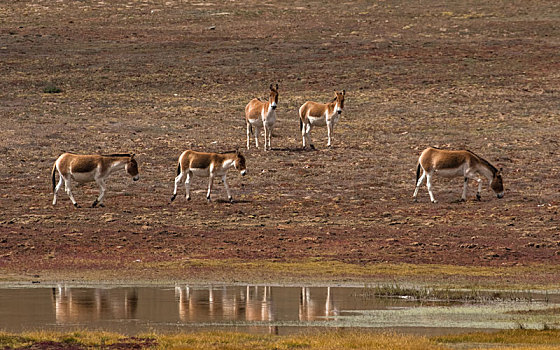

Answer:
[0,285,559,335]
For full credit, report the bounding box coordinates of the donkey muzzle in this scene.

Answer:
[337,110,342,114]
[133,175,140,181]
[241,170,247,176]
[271,105,277,110]
[497,192,504,199]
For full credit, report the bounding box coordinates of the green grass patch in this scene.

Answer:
[42,85,62,93]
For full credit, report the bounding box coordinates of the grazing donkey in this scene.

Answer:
[170,150,247,203]
[299,90,345,149]
[245,84,279,151]
[52,153,139,208]
[413,147,504,203]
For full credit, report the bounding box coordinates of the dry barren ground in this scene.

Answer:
[1,0,560,285]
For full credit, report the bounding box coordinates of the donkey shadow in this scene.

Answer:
[214,199,252,204]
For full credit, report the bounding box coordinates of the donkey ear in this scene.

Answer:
[276,83,279,90]
[270,84,273,90]
[131,153,135,158]
[499,167,503,173]
[342,89,346,95]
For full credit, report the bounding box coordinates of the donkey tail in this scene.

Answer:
[415,163,421,185]
[176,161,181,176]
[51,162,57,192]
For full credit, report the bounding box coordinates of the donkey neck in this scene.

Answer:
[105,157,129,174]
[473,157,496,181]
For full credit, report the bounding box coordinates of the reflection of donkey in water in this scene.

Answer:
[51,286,138,323]
[413,147,504,203]
[51,153,139,208]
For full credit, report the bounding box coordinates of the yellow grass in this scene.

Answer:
[3,329,560,349]
[0,330,445,350]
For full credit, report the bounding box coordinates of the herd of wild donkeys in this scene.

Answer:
[51,84,504,208]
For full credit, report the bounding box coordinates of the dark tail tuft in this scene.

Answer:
[51,163,57,192]
[299,118,303,133]
[415,163,421,185]
[176,162,181,176]
[249,123,253,135]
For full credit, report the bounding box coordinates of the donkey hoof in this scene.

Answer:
[228,197,233,203]
[310,144,316,150]
[73,203,81,208]
[99,203,105,208]
[476,194,481,201]
[431,200,438,204]
[187,196,191,201]
[170,194,177,202]
[206,197,211,202]
[92,200,98,208]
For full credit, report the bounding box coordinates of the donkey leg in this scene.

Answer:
[476,178,483,200]
[413,171,426,201]
[171,172,184,202]
[222,175,233,202]
[306,124,314,150]
[426,173,437,203]
[53,176,64,205]
[254,127,260,149]
[206,174,214,202]
[64,179,79,208]
[461,177,469,201]
[263,124,269,151]
[246,123,251,150]
[92,178,106,208]
[301,124,307,148]
[327,122,333,147]
[185,171,192,201]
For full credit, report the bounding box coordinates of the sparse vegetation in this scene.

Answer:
[42,85,62,93]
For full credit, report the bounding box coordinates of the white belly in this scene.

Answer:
[308,115,327,127]
[70,170,96,183]
[248,117,264,128]
[434,167,464,178]
[190,167,210,177]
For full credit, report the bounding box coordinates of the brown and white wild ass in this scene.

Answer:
[299,90,345,149]
[245,84,279,151]
[413,147,504,203]
[170,150,247,203]
[52,153,139,208]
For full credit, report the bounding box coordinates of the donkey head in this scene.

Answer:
[334,90,345,114]
[126,154,140,181]
[490,168,504,198]
[269,83,279,110]
[234,150,247,176]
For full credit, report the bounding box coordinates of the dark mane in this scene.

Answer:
[219,150,238,154]
[466,150,498,173]
[102,153,132,157]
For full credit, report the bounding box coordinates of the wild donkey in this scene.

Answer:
[171,150,247,203]
[245,84,279,151]
[413,147,504,203]
[52,153,139,208]
[299,90,345,149]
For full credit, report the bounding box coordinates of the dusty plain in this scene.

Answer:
[1,0,560,288]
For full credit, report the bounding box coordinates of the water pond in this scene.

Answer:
[1,284,559,335]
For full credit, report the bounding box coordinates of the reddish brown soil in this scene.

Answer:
[1,0,560,283]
